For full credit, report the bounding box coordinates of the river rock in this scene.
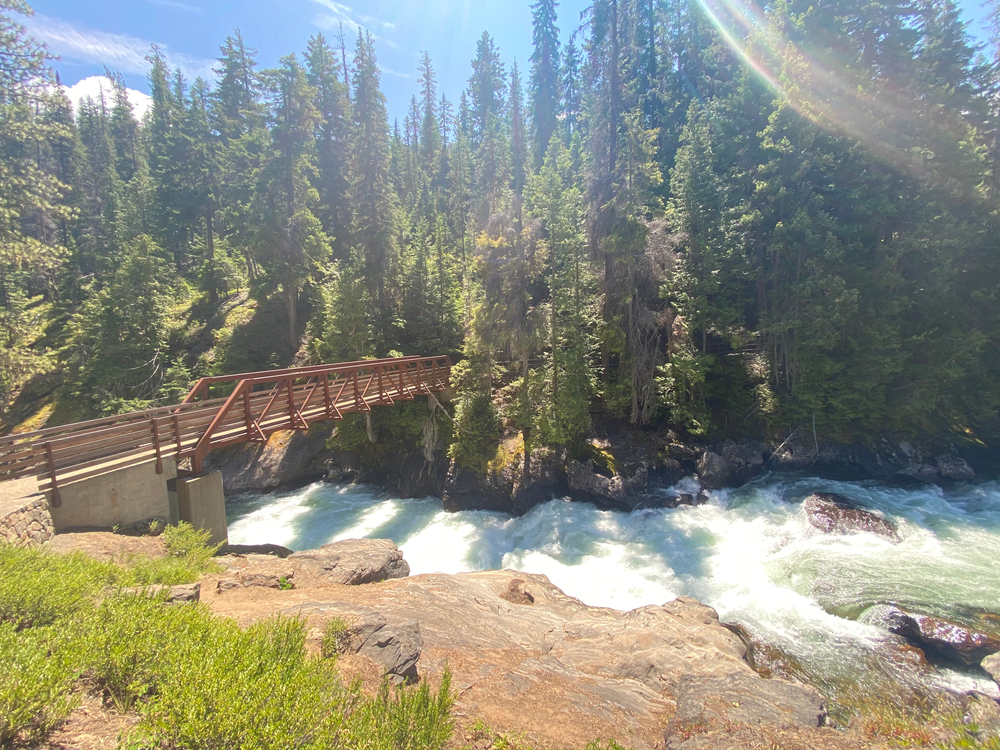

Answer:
[697,452,729,490]
[207,427,333,492]
[219,543,294,558]
[936,455,976,482]
[983,652,1000,684]
[802,493,901,543]
[865,605,1000,667]
[442,461,516,513]
[567,460,628,509]
[288,539,410,585]
[511,448,569,514]
[665,671,827,748]
[271,574,757,750]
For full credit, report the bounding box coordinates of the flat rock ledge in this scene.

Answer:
[203,538,855,750]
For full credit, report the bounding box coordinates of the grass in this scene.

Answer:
[321,616,350,659]
[0,526,456,749]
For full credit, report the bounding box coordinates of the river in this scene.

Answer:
[226,473,1000,709]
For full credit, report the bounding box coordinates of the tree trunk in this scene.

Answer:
[285,284,298,351]
[206,209,217,304]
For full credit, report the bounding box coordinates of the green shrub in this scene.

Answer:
[162,521,222,566]
[345,671,454,750]
[0,622,79,744]
[81,594,215,712]
[140,616,351,749]
[320,617,350,659]
[0,546,114,629]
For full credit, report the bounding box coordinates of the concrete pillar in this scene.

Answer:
[46,458,176,533]
[175,472,228,547]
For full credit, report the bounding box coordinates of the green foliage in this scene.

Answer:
[0,622,79,744]
[321,617,350,658]
[162,520,222,566]
[345,671,453,750]
[0,546,113,629]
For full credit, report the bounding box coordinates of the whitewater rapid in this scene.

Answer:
[226,473,1000,704]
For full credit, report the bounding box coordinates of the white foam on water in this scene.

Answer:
[227,474,1000,701]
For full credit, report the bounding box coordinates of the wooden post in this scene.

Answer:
[323,374,332,418]
[243,389,253,439]
[287,378,297,427]
[353,369,361,409]
[150,418,163,475]
[44,442,61,508]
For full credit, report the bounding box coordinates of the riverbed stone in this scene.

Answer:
[665,671,827,746]
[865,605,1000,667]
[567,460,628,509]
[802,493,901,542]
[696,452,729,490]
[288,538,410,585]
[982,653,1000,685]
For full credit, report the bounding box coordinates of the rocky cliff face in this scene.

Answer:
[207,423,981,517]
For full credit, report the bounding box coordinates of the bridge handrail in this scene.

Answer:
[0,355,452,504]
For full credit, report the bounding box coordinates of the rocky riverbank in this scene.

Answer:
[207,421,982,515]
[41,532,1000,750]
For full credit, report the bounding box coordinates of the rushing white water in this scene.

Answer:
[227,473,1000,703]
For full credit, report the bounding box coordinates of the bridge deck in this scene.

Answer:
[0,356,451,505]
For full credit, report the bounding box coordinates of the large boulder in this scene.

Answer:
[288,539,410,585]
[863,605,1000,668]
[983,652,1000,685]
[442,461,516,513]
[511,447,569,515]
[696,452,729,490]
[936,454,976,482]
[567,460,629,510]
[802,493,901,543]
[665,671,827,748]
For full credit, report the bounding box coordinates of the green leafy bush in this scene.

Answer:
[0,622,79,744]
[162,521,222,566]
[345,672,454,750]
[0,546,114,629]
[81,594,215,712]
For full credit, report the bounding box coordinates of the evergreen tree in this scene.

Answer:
[529,0,561,168]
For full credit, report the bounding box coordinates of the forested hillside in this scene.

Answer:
[1,0,998,464]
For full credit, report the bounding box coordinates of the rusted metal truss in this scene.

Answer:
[0,356,452,505]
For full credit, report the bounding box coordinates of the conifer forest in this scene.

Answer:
[1,0,999,466]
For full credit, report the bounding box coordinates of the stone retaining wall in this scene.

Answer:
[0,497,54,547]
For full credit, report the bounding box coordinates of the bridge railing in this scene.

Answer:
[0,356,451,504]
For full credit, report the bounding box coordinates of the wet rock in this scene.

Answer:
[655,457,685,485]
[723,623,809,682]
[665,671,827,747]
[981,652,1000,684]
[512,448,569,514]
[207,427,333,492]
[962,692,1000,740]
[567,460,628,510]
[289,538,410,585]
[219,543,293,558]
[936,455,976,482]
[719,440,768,486]
[697,452,729,490]
[865,605,1000,668]
[802,493,901,543]
[442,461,516,513]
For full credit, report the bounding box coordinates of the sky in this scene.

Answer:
[21,0,997,124]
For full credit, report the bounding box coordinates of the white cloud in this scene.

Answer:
[26,14,215,81]
[309,1,396,37]
[143,0,202,12]
[381,68,412,79]
[63,75,152,120]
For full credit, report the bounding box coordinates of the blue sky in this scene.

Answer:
[22,0,996,124]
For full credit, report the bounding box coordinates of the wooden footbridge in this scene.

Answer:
[0,356,451,506]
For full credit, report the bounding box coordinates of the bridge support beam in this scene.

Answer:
[175,472,228,547]
[46,458,177,534]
